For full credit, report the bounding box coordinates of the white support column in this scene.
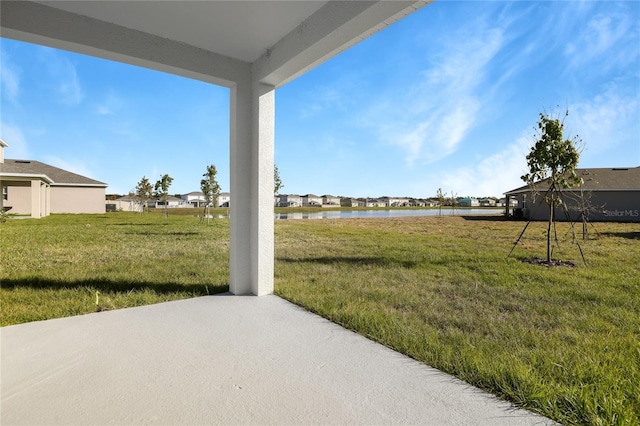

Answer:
[45,183,51,216]
[229,79,275,296]
[40,182,46,217]
[31,179,41,219]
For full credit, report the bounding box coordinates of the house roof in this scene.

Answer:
[504,167,640,195]
[1,159,107,187]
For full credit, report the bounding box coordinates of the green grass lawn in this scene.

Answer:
[274,216,639,425]
[1,212,229,323]
[1,212,638,424]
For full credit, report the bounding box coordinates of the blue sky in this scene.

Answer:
[1,1,639,198]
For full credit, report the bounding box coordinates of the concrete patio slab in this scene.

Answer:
[1,295,553,425]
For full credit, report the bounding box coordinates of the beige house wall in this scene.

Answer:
[51,186,106,214]
[109,199,141,212]
[2,181,32,214]
[31,180,42,218]
[0,179,50,217]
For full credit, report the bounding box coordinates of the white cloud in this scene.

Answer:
[0,50,21,102]
[95,91,124,115]
[299,103,322,119]
[299,87,347,119]
[38,47,84,105]
[439,133,532,198]
[439,76,640,198]
[564,10,638,71]
[567,84,639,161]
[434,98,481,152]
[365,20,506,167]
[58,65,83,105]
[0,123,30,159]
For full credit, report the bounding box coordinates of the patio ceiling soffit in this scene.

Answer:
[0,1,428,88]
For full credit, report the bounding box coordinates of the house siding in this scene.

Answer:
[3,181,32,214]
[505,167,640,223]
[520,190,640,222]
[51,186,106,214]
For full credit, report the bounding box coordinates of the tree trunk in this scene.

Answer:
[547,196,553,264]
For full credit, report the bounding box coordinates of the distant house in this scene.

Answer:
[181,191,230,208]
[504,167,640,222]
[276,194,302,207]
[302,194,322,207]
[458,197,479,207]
[182,191,206,207]
[378,196,391,206]
[153,196,188,209]
[218,192,231,208]
[321,195,340,207]
[340,197,365,207]
[379,196,409,207]
[0,139,108,218]
[478,198,497,207]
[110,195,141,212]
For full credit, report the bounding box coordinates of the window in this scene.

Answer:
[2,186,7,201]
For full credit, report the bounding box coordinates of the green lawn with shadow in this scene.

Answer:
[1,212,229,324]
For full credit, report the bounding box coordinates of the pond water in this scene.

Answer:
[274,208,504,220]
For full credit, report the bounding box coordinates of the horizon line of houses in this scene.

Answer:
[107,191,511,212]
[274,194,507,208]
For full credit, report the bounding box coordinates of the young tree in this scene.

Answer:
[521,110,582,264]
[135,176,153,214]
[200,164,221,224]
[154,174,173,218]
[274,164,283,195]
[436,188,445,216]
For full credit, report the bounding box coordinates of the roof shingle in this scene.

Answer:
[504,167,640,195]
[1,159,107,186]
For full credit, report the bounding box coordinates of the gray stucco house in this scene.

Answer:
[504,167,640,222]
